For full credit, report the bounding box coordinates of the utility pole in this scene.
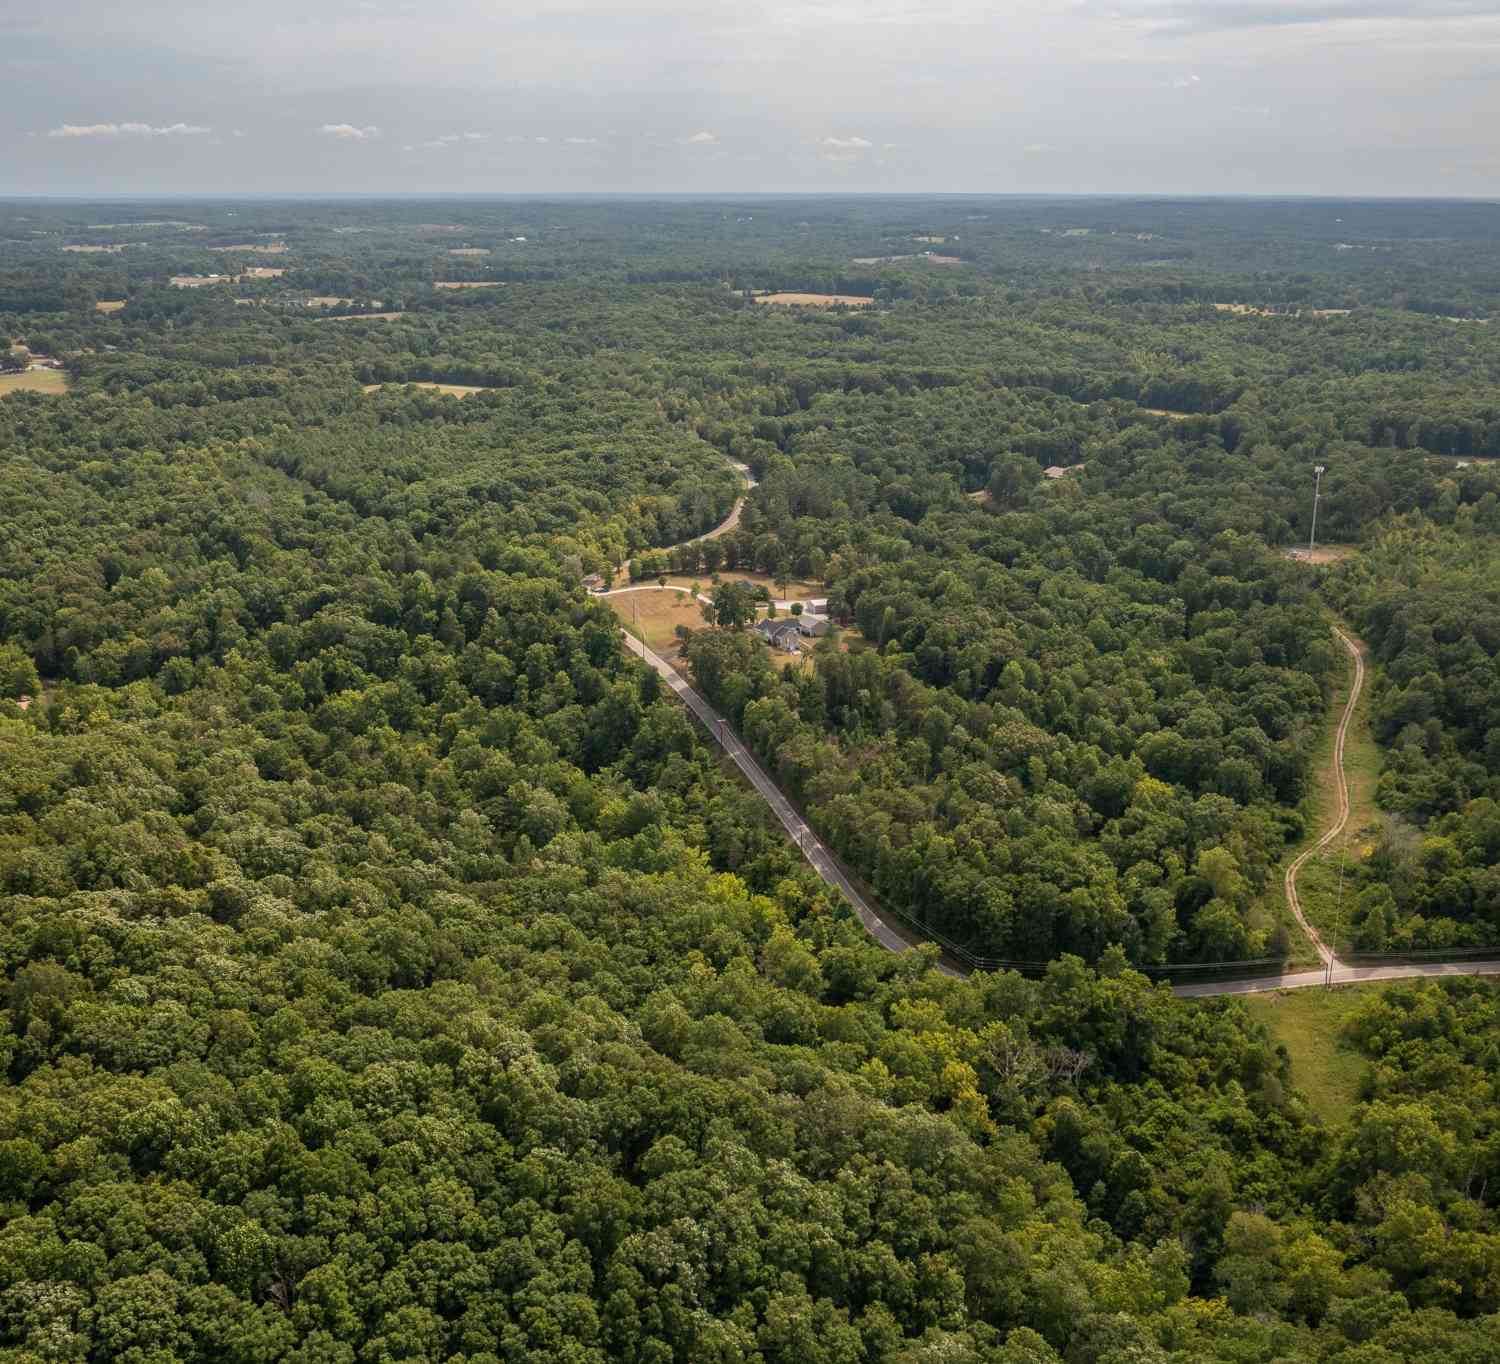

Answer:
[1309,464,1326,555]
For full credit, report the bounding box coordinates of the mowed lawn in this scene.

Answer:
[1241,984,1390,1126]
[0,370,67,397]
[608,588,705,657]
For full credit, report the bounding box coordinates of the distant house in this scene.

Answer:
[796,614,831,637]
[755,618,802,651]
[1043,462,1086,480]
[582,573,606,593]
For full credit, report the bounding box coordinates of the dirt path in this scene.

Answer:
[1282,626,1363,970]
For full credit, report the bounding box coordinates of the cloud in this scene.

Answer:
[1118,0,1499,33]
[820,135,873,149]
[564,136,601,144]
[47,122,210,138]
[682,130,719,144]
[416,131,489,149]
[1024,142,1051,153]
[319,123,380,140]
[1173,73,1202,87]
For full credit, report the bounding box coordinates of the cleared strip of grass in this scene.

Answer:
[1240,983,1391,1125]
[1294,625,1380,952]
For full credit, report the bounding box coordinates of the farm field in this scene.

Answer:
[434,281,501,290]
[362,382,489,396]
[448,248,491,256]
[210,243,288,253]
[754,291,874,307]
[61,243,132,253]
[94,300,126,313]
[0,369,67,396]
[170,275,234,288]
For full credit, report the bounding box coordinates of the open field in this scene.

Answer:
[754,292,875,307]
[913,235,946,243]
[243,267,286,279]
[1214,303,1353,319]
[210,243,288,254]
[311,312,407,322]
[435,281,501,290]
[88,220,200,230]
[170,274,235,288]
[1140,407,1192,419]
[95,301,127,313]
[1240,984,1387,1125]
[608,589,703,658]
[363,382,488,396]
[62,243,133,253]
[925,255,964,265]
[1288,544,1359,565]
[0,370,68,397]
[448,248,491,256]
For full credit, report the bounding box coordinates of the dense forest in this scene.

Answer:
[2,197,1499,1362]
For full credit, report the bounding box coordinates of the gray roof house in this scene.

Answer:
[755,618,802,651]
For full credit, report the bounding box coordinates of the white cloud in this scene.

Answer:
[319,123,381,140]
[47,122,210,138]
[564,136,600,144]
[683,130,719,144]
[820,135,873,149]
[1173,73,1202,88]
[417,131,489,148]
[1024,142,1051,153]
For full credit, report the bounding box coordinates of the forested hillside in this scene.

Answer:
[2,197,1499,1362]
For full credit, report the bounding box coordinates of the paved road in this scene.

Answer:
[620,630,920,957]
[1175,958,1500,998]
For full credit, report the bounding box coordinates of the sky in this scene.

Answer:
[4,0,1499,197]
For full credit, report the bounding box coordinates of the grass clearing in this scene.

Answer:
[311,312,407,323]
[170,275,235,288]
[1288,544,1358,565]
[608,588,705,658]
[0,370,68,397]
[435,281,501,290]
[1240,984,1388,1126]
[95,301,127,314]
[1140,407,1192,419]
[448,248,491,256]
[363,382,489,397]
[210,243,288,254]
[754,292,875,307]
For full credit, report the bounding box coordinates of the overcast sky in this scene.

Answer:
[5,0,1499,196]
